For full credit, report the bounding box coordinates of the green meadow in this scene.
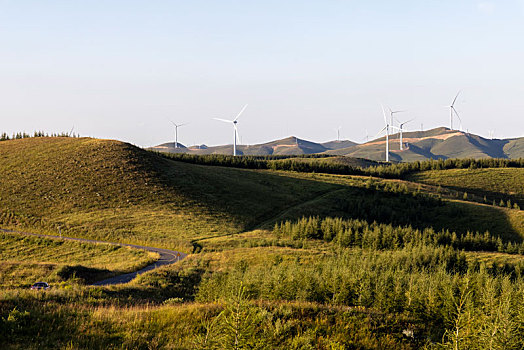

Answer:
[1,137,523,349]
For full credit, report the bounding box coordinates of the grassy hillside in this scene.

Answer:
[0,137,339,251]
[2,136,524,349]
[0,231,156,287]
[320,140,357,150]
[2,137,522,250]
[409,168,524,207]
[503,137,524,158]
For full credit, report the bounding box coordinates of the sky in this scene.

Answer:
[1,0,523,147]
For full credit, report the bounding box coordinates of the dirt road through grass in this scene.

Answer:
[0,228,187,286]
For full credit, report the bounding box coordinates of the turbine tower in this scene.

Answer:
[448,91,462,130]
[374,105,391,162]
[392,118,415,151]
[170,121,187,149]
[213,104,248,156]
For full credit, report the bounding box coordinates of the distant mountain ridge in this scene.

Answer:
[148,127,524,161]
[149,136,358,156]
[328,127,524,161]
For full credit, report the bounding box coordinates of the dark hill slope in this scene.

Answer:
[320,140,358,150]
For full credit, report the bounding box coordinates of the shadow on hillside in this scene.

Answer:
[429,184,523,208]
[263,185,523,243]
[147,154,522,243]
[149,155,339,231]
[100,267,205,305]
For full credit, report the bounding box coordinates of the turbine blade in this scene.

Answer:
[451,90,461,107]
[401,118,416,126]
[374,126,387,139]
[213,118,233,123]
[234,104,248,121]
[381,104,387,125]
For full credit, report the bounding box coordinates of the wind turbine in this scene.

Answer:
[170,121,187,148]
[388,107,406,129]
[374,105,391,162]
[213,104,248,156]
[392,118,415,151]
[448,91,462,130]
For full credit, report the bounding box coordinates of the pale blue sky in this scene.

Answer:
[1,0,523,146]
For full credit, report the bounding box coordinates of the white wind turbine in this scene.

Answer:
[374,105,391,162]
[388,107,406,130]
[336,126,342,141]
[447,91,462,130]
[392,117,415,151]
[363,129,369,143]
[213,104,248,156]
[170,121,187,148]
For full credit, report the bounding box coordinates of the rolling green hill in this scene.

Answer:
[0,137,339,251]
[2,136,524,349]
[2,137,522,248]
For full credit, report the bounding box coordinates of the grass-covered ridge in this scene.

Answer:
[409,168,524,207]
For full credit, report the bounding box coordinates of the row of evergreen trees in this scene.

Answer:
[273,216,524,255]
[365,157,524,178]
[0,131,78,141]
[156,151,524,179]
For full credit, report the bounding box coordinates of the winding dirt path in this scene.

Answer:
[0,228,187,286]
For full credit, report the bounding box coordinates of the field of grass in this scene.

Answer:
[0,231,156,287]
[409,168,524,207]
[1,137,524,349]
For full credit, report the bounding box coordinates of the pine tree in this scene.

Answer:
[219,282,256,349]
